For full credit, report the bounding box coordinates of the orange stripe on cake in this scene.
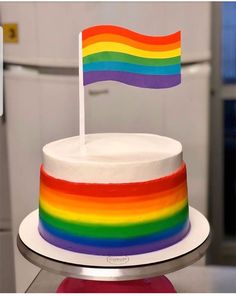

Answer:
[40,187,187,215]
[40,181,186,203]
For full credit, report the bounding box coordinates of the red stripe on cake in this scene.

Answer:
[40,163,187,197]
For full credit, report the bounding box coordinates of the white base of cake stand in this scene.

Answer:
[18,206,210,289]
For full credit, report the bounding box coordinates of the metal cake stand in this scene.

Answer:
[17,207,211,292]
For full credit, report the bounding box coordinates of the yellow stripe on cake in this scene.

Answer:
[39,198,188,225]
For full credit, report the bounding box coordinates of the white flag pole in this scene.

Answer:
[78,32,85,149]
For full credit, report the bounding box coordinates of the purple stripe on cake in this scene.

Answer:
[38,222,190,256]
[83,71,181,89]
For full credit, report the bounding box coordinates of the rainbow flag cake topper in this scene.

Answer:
[78,25,181,146]
[81,25,181,89]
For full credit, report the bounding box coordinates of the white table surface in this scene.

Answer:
[26,264,236,293]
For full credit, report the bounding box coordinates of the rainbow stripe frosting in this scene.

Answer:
[39,162,190,256]
[82,25,181,89]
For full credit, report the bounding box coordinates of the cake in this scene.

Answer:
[38,133,190,256]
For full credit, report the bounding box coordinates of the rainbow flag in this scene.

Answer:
[82,25,181,89]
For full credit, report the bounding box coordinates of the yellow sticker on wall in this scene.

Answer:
[3,23,19,43]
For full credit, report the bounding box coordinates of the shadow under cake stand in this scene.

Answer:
[17,207,210,293]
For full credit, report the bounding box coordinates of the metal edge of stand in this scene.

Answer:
[17,233,211,281]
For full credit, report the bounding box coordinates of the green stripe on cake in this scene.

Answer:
[39,204,189,239]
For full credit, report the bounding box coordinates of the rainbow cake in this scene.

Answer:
[38,133,190,256]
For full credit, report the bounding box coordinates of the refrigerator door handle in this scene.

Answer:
[88,89,109,96]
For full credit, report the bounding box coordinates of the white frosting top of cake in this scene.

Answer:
[43,133,182,183]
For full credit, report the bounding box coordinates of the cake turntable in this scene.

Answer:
[17,206,210,292]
